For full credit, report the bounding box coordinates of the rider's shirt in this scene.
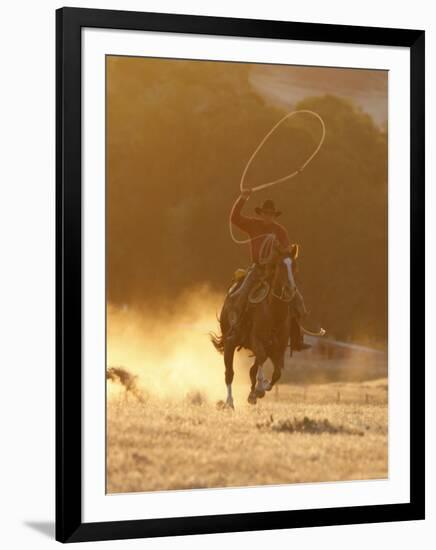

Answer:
[230,196,290,264]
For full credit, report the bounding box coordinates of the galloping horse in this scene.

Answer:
[211,247,298,408]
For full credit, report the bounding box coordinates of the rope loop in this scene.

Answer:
[230,110,325,247]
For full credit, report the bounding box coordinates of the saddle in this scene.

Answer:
[227,264,271,304]
[228,242,299,304]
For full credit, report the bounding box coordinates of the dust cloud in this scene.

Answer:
[107,285,250,402]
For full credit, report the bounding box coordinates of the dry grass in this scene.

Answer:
[106,380,387,493]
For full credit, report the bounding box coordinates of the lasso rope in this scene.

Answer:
[229,109,326,263]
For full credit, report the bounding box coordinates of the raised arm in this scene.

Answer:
[230,189,255,233]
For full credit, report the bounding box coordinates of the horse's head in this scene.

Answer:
[270,245,298,303]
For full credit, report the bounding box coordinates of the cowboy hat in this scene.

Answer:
[255,199,282,217]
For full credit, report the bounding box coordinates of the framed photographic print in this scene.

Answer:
[56,7,425,543]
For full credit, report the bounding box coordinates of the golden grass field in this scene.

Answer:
[106,378,387,494]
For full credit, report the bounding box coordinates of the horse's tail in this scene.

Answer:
[209,331,225,354]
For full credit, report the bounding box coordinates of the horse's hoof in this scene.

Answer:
[255,379,271,397]
[216,400,234,410]
[247,391,257,405]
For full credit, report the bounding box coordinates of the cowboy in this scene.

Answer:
[229,188,307,343]
[231,189,290,265]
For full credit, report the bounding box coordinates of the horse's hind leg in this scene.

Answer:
[224,342,236,409]
[249,362,258,392]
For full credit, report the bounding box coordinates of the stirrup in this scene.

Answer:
[248,281,270,304]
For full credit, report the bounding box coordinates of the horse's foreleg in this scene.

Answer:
[270,352,285,388]
[269,317,290,391]
[270,363,282,387]
[255,365,272,396]
[248,343,268,405]
[224,343,236,409]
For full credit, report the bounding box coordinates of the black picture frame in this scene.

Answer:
[56,6,425,543]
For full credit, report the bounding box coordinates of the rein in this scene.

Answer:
[270,256,296,303]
